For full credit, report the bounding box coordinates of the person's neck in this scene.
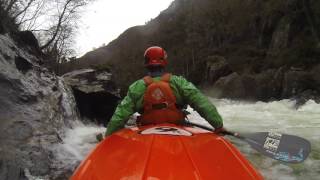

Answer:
[147,66,165,77]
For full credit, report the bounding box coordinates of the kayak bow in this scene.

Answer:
[71,124,263,180]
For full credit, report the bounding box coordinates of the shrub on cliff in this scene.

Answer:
[0,2,18,34]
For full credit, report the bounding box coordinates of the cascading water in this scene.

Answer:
[59,99,320,180]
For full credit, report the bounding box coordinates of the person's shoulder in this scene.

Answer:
[128,78,146,94]
[170,74,189,82]
[129,78,145,88]
[170,74,198,90]
[125,78,146,99]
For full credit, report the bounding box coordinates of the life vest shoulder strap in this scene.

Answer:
[161,73,171,82]
[143,76,153,86]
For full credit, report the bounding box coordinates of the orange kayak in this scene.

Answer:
[71,124,264,180]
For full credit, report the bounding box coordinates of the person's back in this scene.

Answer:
[105,46,223,136]
[138,73,185,125]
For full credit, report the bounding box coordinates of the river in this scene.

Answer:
[58,99,320,180]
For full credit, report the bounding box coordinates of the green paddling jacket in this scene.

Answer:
[105,75,223,135]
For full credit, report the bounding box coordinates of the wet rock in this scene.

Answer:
[205,55,233,84]
[212,66,320,102]
[212,68,282,101]
[290,66,320,107]
[0,34,80,179]
[213,72,247,98]
[28,149,51,176]
[282,69,314,98]
[294,89,320,108]
[254,68,284,101]
[0,159,27,180]
[4,121,33,141]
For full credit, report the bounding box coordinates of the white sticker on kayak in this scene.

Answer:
[268,132,282,139]
[140,127,192,136]
[263,137,280,152]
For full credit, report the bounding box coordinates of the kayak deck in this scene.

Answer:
[72,124,263,180]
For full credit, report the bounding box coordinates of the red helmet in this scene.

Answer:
[144,46,168,67]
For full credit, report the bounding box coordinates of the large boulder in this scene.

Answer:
[205,55,233,84]
[287,65,320,106]
[212,68,284,101]
[63,69,120,126]
[213,72,248,99]
[281,68,315,98]
[211,65,320,104]
[254,68,284,101]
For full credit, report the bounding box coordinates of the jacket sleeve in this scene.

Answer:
[105,84,137,136]
[172,76,223,128]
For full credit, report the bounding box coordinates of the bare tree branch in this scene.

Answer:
[13,0,36,19]
[40,0,73,49]
[6,0,94,65]
[17,0,44,27]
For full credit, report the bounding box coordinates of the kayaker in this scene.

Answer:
[105,46,224,136]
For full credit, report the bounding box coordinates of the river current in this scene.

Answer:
[59,99,320,180]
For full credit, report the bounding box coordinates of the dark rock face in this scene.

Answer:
[15,31,40,50]
[282,69,314,98]
[311,64,320,91]
[11,31,43,59]
[294,89,320,108]
[254,68,284,101]
[213,72,257,100]
[213,72,245,98]
[63,69,120,126]
[14,56,33,73]
[212,66,320,105]
[0,34,79,179]
[72,89,119,126]
[205,55,233,84]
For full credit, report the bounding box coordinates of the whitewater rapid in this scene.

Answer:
[58,99,320,180]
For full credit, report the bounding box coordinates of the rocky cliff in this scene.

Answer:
[0,32,80,179]
[0,29,120,180]
[62,0,320,102]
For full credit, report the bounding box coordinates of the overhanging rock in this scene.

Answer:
[63,69,120,126]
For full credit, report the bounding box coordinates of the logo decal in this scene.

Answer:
[263,132,282,152]
[140,126,192,136]
[152,88,164,100]
[263,137,280,152]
